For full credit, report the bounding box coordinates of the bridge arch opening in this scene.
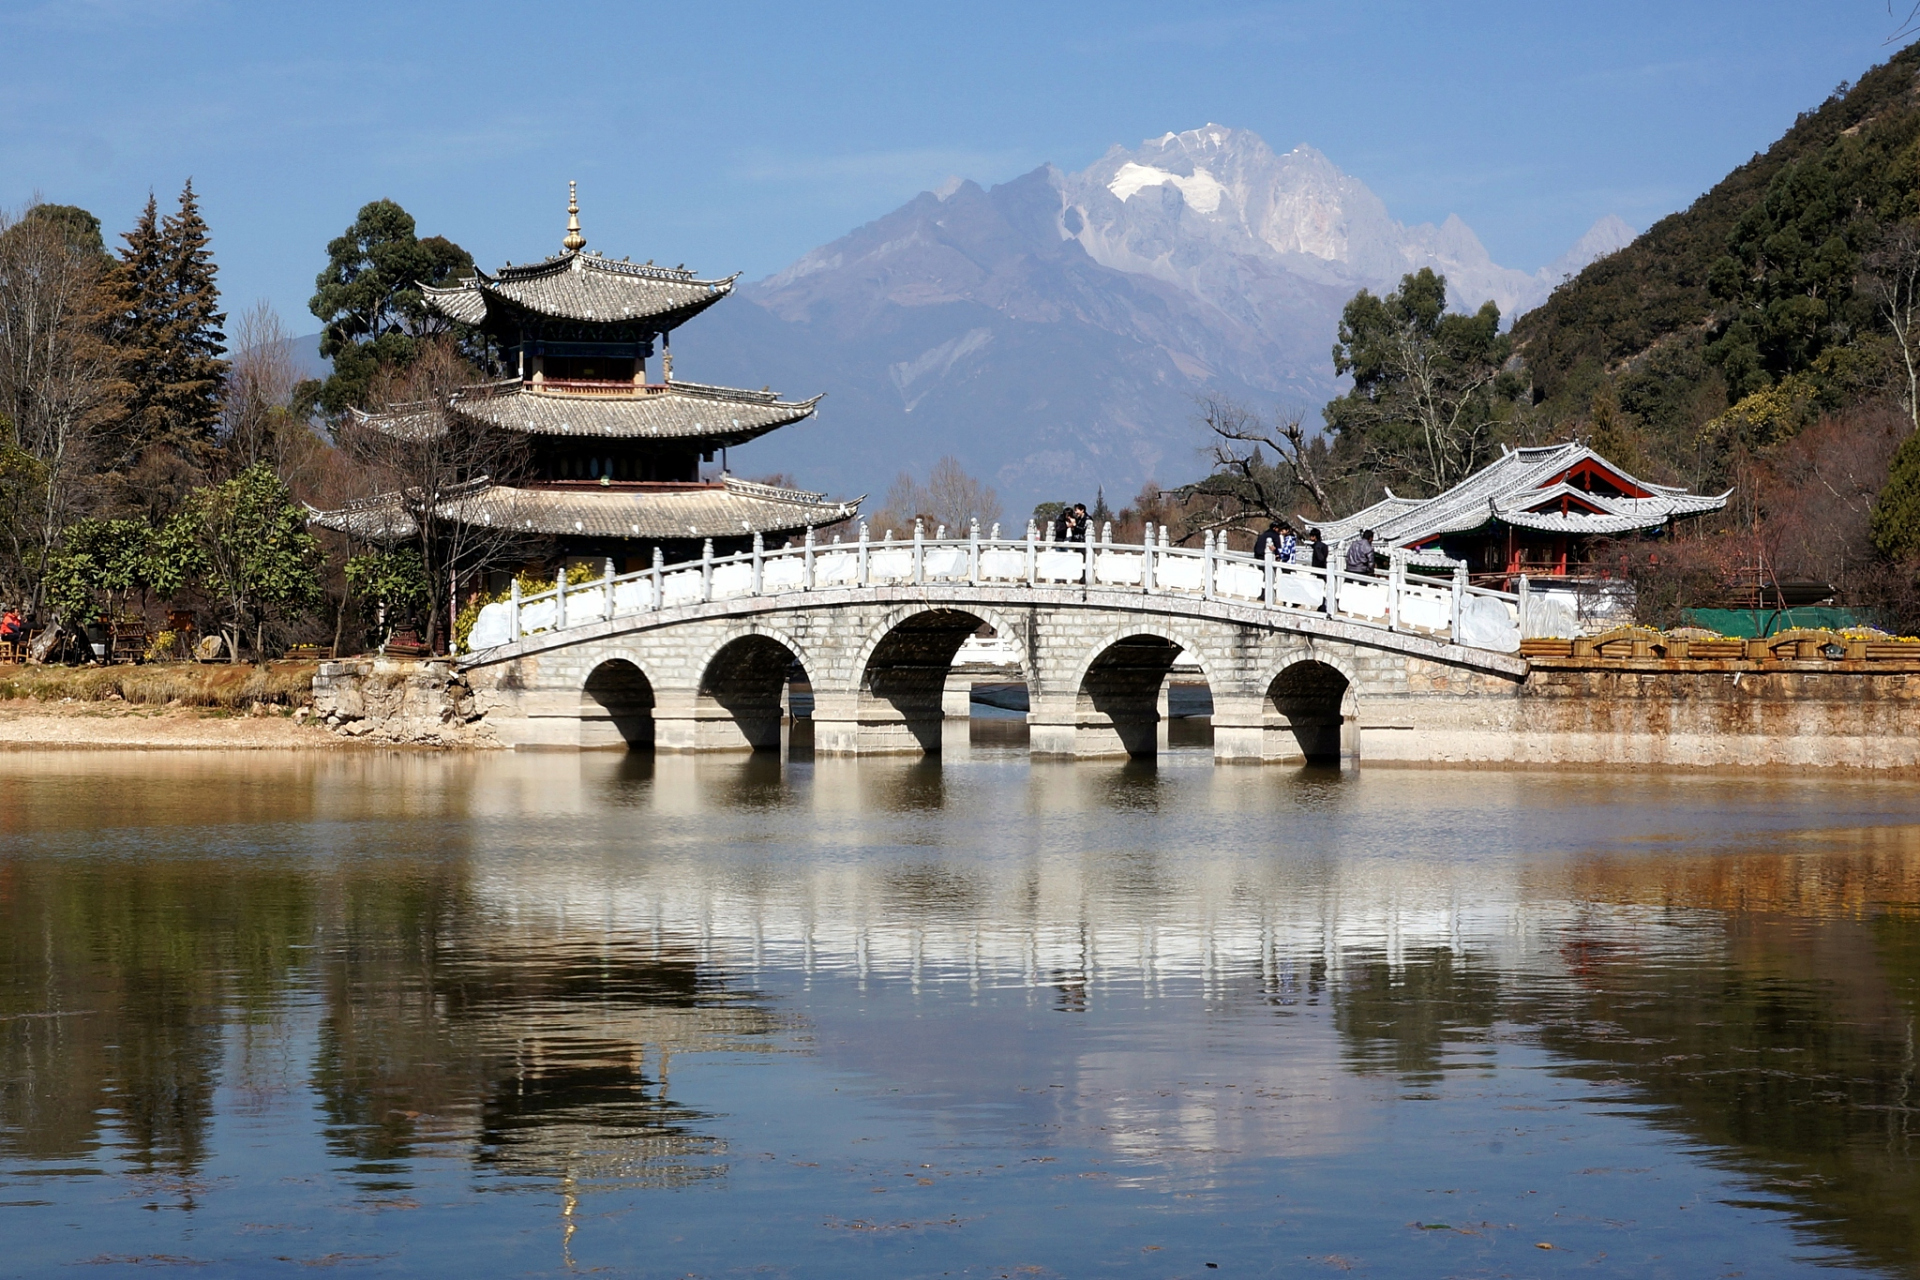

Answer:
[1266,660,1353,765]
[698,634,809,753]
[582,659,655,750]
[860,608,997,754]
[1076,634,1205,759]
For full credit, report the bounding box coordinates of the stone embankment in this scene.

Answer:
[310,659,494,746]
[1374,628,1920,771]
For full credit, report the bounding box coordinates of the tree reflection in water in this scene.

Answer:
[0,843,781,1208]
[5,753,1920,1275]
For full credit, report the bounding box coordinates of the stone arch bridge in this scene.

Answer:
[459,532,1528,762]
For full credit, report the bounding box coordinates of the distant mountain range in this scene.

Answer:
[675,125,1629,520]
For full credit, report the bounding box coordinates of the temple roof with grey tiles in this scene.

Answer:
[1305,443,1729,549]
[312,476,858,544]
[422,251,738,332]
[352,379,822,447]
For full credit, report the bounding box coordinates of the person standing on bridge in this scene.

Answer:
[1345,529,1376,578]
[1066,503,1089,543]
[1254,518,1283,562]
[1308,529,1328,569]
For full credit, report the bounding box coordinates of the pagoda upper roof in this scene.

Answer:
[422,250,738,331]
[311,475,860,543]
[353,378,821,448]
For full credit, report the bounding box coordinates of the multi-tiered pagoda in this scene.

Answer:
[317,185,857,571]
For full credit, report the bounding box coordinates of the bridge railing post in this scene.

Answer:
[554,562,568,629]
[1327,551,1342,620]
[652,547,664,611]
[857,522,869,586]
[1451,562,1467,643]
[603,557,615,622]
[1026,522,1037,587]
[701,539,714,603]
[751,532,764,597]
[1264,549,1275,610]
[508,578,521,642]
[1084,522,1095,586]
[1387,554,1401,632]
[1143,522,1156,593]
[913,520,924,586]
[968,519,980,583]
[1202,530,1216,601]
[804,526,816,591]
[1518,574,1531,636]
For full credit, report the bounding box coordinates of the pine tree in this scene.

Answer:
[156,180,226,455]
[107,181,227,481]
[107,193,166,469]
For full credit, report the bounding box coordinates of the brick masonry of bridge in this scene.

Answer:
[415,586,1920,769]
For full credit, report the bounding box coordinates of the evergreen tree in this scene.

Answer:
[1324,268,1511,498]
[156,180,227,454]
[107,193,166,468]
[23,205,108,258]
[1872,428,1920,562]
[107,182,227,477]
[309,199,472,414]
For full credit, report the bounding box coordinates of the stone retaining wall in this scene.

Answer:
[1372,657,1920,770]
[311,659,493,746]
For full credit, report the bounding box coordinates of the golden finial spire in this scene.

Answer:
[563,180,586,252]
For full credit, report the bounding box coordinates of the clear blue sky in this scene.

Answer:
[3,0,1912,333]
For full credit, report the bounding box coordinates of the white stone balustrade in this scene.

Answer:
[466,526,1528,657]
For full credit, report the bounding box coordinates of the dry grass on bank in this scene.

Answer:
[0,661,318,709]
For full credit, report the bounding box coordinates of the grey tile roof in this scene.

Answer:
[446,379,820,445]
[311,477,860,544]
[422,250,738,329]
[1304,444,1729,548]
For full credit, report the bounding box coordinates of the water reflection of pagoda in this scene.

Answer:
[317,184,858,569]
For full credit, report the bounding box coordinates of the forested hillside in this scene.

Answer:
[1513,43,1920,477]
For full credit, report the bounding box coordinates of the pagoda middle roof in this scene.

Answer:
[311,476,860,544]
[423,250,739,329]
[354,378,822,447]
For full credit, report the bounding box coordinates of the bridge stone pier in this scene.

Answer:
[459,586,1527,764]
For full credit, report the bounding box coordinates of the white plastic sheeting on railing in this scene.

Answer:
[1034,550,1083,582]
[1094,551,1142,586]
[468,524,1532,657]
[1339,579,1391,622]
[1213,561,1263,601]
[814,551,859,586]
[468,600,514,649]
[1271,569,1324,611]
[762,557,806,593]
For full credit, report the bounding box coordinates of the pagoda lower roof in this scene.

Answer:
[353,378,822,446]
[310,476,860,544]
[423,250,737,330]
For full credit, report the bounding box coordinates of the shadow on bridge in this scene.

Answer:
[1266,661,1354,765]
[583,660,655,751]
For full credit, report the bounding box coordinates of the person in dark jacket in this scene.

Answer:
[1065,503,1090,542]
[1345,529,1376,577]
[1307,529,1329,568]
[1253,518,1283,561]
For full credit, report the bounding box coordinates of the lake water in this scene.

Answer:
[3,738,1920,1278]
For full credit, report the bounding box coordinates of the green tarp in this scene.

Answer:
[1680,607,1875,638]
